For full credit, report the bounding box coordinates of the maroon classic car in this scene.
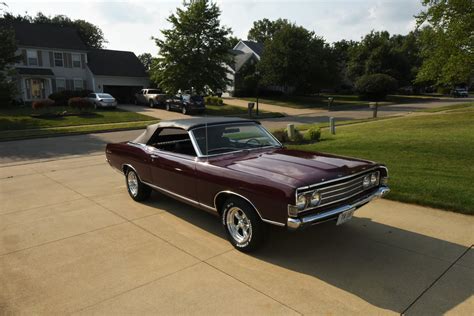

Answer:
[106,117,390,251]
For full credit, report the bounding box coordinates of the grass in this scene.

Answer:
[0,106,158,141]
[416,102,474,113]
[0,106,156,131]
[205,103,284,118]
[0,120,158,142]
[287,110,474,214]
[243,93,445,110]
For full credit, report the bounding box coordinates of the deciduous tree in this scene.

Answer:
[152,0,231,94]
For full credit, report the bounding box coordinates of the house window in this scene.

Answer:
[73,79,84,91]
[56,78,66,92]
[54,52,64,67]
[27,50,38,66]
[72,54,81,68]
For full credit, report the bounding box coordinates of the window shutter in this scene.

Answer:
[49,52,54,67]
[51,79,57,93]
[37,50,43,67]
[81,54,86,69]
[67,53,73,68]
[22,49,27,65]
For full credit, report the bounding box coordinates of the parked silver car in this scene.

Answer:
[88,93,117,109]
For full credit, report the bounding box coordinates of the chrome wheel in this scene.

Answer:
[127,171,139,197]
[226,206,252,244]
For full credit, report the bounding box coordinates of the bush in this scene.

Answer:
[304,127,321,142]
[68,97,94,111]
[49,89,92,107]
[205,96,224,106]
[0,77,17,107]
[32,99,54,110]
[272,129,289,143]
[355,74,398,101]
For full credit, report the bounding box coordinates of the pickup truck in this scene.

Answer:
[134,89,167,107]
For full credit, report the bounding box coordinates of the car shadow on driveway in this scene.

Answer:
[142,192,472,314]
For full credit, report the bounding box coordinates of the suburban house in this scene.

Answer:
[8,22,148,103]
[226,40,264,96]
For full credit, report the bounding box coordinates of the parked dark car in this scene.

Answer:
[105,117,390,251]
[165,94,205,115]
[451,88,469,97]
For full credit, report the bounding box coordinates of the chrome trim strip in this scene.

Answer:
[213,190,286,227]
[142,180,217,213]
[297,166,381,192]
[288,187,390,230]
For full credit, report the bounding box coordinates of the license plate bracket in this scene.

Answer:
[336,209,355,225]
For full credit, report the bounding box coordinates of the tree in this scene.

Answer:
[226,35,240,49]
[0,24,22,105]
[247,18,290,43]
[1,12,106,48]
[346,31,421,87]
[415,0,474,87]
[138,53,154,71]
[355,73,398,101]
[257,22,335,94]
[151,0,231,94]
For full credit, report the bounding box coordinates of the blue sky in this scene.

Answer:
[7,0,425,56]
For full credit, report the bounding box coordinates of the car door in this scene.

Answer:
[148,128,198,201]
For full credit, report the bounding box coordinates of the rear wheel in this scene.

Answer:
[221,197,264,252]
[126,169,151,201]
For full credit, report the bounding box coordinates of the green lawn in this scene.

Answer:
[205,103,283,118]
[0,106,157,141]
[243,94,445,110]
[287,110,474,214]
[416,102,474,113]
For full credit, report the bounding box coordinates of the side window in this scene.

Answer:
[149,128,196,156]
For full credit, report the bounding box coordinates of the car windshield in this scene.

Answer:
[191,123,281,156]
[148,89,162,94]
[97,93,113,98]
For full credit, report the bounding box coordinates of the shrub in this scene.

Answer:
[304,127,321,142]
[292,129,304,143]
[272,129,289,143]
[68,97,93,111]
[49,89,92,106]
[205,96,224,106]
[355,74,398,101]
[32,99,54,110]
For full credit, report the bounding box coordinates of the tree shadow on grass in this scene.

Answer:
[143,192,472,314]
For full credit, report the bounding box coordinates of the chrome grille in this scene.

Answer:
[300,171,379,209]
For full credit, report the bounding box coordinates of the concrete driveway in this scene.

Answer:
[1,153,472,314]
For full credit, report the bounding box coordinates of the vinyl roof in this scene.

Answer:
[133,117,260,144]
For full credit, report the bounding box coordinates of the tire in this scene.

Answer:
[182,106,187,115]
[221,197,264,252]
[165,103,171,111]
[125,169,151,201]
[149,99,154,108]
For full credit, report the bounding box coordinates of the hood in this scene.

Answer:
[218,148,377,188]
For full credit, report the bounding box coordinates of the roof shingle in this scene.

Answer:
[87,49,148,77]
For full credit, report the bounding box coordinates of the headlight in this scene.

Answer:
[310,191,321,206]
[363,175,371,187]
[370,172,379,185]
[296,193,306,210]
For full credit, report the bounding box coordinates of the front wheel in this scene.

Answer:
[222,197,264,252]
[126,169,151,201]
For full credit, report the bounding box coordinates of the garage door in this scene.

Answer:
[103,85,143,103]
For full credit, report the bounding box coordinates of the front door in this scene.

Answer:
[26,78,46,100]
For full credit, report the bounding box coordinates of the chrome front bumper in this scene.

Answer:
[287,186,390,230]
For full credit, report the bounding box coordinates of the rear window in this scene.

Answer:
[147,89,162,94]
